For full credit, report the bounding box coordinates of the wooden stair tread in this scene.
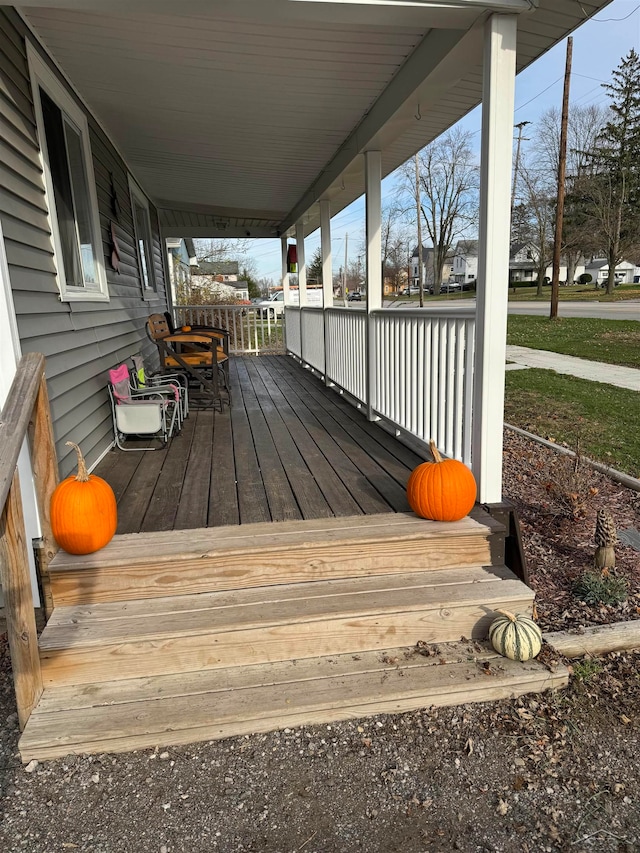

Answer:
[40,567,530,650]
[48,509,504,572]
[20,643,569,761]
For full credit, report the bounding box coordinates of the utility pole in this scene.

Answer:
[550,37,573,320]
[511,120,531,219]
[414,153,424,307]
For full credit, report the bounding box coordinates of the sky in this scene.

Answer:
[244,0,640,284]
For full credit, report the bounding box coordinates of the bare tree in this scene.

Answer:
[399,128,479,295]
[193,238,252,265]
[381,203,411,296]
[535,104,608,283]
[518,163,555,297]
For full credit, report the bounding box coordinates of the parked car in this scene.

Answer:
[429,282,462,294]
[347,291,362,301]
[401,286,421,296]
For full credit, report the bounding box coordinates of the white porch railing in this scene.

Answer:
[325,308,367,402]
[173,305,285,355]
[285,306,475,466]
[300,308,325,373]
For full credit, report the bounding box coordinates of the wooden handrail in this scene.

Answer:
[0,352,59,729]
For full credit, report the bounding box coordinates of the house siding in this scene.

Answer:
[0,8,169,477]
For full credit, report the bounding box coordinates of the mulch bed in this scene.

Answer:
[502,429,640,633]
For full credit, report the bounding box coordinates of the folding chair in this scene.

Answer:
[130,354,189,421]
[108,363,180,451]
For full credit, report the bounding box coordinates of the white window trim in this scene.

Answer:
[27,43,109,303]
[128,175,156,299]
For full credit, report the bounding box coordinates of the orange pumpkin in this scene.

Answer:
[407,440,477,522]
[51,442,117,555]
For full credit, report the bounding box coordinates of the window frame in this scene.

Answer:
[128,176,157,298]
[27,44,108,303]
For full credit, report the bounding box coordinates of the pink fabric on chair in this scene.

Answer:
[108,363,132,403]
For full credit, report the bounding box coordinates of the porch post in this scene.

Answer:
[320,199,333,386]
[281,235,291,304]
[365,150,382,420]
[295,221,307,307]
[320,200,333,308]
[472,14,517,503]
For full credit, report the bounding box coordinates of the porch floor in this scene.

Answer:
[96,355,422,534]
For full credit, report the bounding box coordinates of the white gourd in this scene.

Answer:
[489,609,542,662]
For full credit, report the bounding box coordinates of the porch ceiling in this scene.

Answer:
[19,0,611,238]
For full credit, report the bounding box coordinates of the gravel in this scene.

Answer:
[1,430,639,852]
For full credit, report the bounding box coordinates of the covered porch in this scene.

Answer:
[0,0,604,758]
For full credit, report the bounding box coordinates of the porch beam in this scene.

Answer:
[472,13,517,503]
[281,236,291,305]
[296,222,307,307]
[365,150,382,421]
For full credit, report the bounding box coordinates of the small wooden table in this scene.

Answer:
[155,331,229,410]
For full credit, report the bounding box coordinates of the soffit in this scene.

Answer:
[19,1,613,237]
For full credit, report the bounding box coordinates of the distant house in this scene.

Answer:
[584,259,635,286]
[509,243,584,285]
[410,245,454,288]
[190,259,249,301]
[453,240,478,284]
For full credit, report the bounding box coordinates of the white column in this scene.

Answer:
[472,14,517,503]
[365,151,382,311]
[280,235,290,305]
[295,221,307,307]
[365,150,382,420]
[320,199,333,308]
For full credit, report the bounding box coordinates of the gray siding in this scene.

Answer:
[0,8,168,477]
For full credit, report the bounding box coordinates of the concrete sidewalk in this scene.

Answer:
[505,345,640,392]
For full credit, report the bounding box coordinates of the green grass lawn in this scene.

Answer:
[507,315,640,369]
[396,282,640,303]
[504,368,640,477]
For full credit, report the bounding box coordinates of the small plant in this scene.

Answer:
[536,440,598,519]
[572,570,628,606]
[572,658,603,682]
[578,273,593,285]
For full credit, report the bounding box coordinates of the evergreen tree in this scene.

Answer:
[579,50,640,293]
[307,247,323,285]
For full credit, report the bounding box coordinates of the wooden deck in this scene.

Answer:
[96,355,424,534]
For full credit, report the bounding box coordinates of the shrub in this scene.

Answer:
[536,444,598,519]
[572,570,628,606]
[578,273,593,284]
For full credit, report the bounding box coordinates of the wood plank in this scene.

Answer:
[173,409,215,530]
[227,360,270,524]
[47,566,518,629]
[273,355,426,472]
[20,650,568,760]
[267,356,411,511]
[0,473,43,728]
[208,406,240,526]
[39,579,533,686]
[32,641,506,713]
[140,413,197,532]
[233,359,302,522]
[28,376,60,619]
[544,621,640,659]
[47,518,499,606]
[238,357,332,519]
[248,360,392,515]
[246,357,363,517]
[113,445,170,535]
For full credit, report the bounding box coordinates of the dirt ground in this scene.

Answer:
[1,431,639,853]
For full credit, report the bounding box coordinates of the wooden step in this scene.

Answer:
[20,641,569,761]
[47,509,505,606]
[39,566,532,687]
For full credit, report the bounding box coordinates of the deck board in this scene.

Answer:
[96,355,426,534]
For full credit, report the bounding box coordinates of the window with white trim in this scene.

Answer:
[128,177,156,295]
[28,45,108,302]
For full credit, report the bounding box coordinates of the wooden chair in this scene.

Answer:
[146,314,230,410]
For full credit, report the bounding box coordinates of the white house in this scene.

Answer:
[453,240,478,284]
[509,243,585,285]
[584,259,636,286]
[410,245,454,288]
